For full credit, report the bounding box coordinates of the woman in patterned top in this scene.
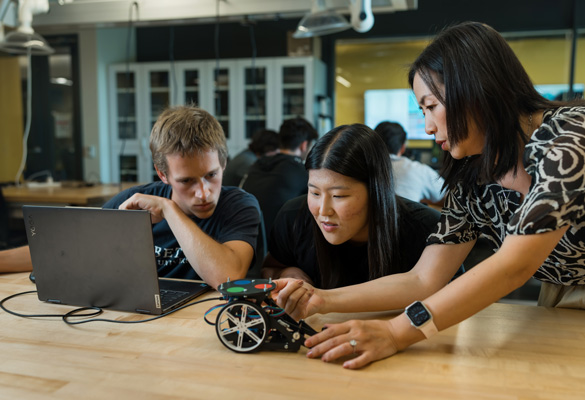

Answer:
[271,21,585,369]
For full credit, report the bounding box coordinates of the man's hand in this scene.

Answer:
[119,193,172,224]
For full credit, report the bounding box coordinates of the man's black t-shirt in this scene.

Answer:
[103,182,260,280]
[268,195,441,288]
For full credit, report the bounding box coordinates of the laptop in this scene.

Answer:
[23,205,210,315]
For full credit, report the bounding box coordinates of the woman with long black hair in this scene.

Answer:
[273,21,585,369]
[262,123,444,289]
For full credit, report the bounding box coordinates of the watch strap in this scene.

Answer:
[418,318,438,339]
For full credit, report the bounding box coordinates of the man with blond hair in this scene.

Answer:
[0,106,261,289]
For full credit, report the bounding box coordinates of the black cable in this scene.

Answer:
[567,0,578,100]
[214,0,222,119]
[119,1,140,185]
[247,21,260,138]
[0,290,101,319]
[203,303,228,325]
[0,289,224,325]
[169,25,178,105]
[62,296,224,325]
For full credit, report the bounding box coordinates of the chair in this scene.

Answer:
[0,189,8,249]
[0,188,27,250]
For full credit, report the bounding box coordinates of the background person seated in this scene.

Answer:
[222,129,279,187]
[375,121,445,206]
[242,117,318,236]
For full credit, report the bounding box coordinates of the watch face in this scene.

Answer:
[406,301,430,327]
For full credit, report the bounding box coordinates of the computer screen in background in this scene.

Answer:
[535,84,584,101]
[364,84,584,146]
[364,89,429,144]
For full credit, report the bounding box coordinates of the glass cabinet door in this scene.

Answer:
[119,154,138,182]
[119,154,158,183]
[282,66,306,119]
[184,69,200,105]
[115,71,137,140]
[148,70,170,128]
[244,66,267,139]
[213,68,231,139]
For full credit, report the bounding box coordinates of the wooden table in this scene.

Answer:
[2,183,136,218]
[2,183,136,206]
[0,273,584,399]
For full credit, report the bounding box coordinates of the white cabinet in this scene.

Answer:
[109,62,176,183]
[275,57,324,125]
[108,57,326,183]
[202,61,241,156]
[236,58,275,152]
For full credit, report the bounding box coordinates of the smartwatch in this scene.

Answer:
[405,301,438,339]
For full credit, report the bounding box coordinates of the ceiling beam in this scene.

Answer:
[35,0,416,29]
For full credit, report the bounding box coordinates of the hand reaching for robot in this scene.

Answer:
[214,278,318,354]
[272,279,325,321]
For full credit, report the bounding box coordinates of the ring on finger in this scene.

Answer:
[349,339,357,354]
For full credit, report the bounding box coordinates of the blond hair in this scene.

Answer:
[149,105,227,176]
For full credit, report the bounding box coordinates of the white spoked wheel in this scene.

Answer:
[215,300,268,353]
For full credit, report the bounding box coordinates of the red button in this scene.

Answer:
[254,284,273,290]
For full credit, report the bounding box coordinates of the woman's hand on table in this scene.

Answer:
[304,318,400,369]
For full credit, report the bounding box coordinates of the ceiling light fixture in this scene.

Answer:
[0,0,54,55]
[293,0,351,39]
[350,0,373,33]
[335,75,351,88]
[293,0,374,39]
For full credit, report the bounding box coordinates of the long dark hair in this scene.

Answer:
[305,124,403,288]
[408,21,570,190]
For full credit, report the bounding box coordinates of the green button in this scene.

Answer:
[226,287,246,293]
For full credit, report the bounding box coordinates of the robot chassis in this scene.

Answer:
[215,278,318,353]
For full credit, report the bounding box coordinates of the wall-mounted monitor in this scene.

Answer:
[364,89,428,143]
[365,84,583,148]
[535,84,583,101]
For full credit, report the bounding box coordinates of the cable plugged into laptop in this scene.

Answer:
[0,290,224,325]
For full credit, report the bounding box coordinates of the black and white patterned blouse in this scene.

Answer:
[427,106,585,285]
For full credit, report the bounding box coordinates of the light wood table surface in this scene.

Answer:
[2,183,136,206]
[0,272,584,399]
[2,183,137,219]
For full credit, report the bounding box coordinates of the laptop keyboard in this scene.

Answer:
[160,289,189,306]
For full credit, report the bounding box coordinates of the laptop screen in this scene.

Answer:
[24,206,169,313]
